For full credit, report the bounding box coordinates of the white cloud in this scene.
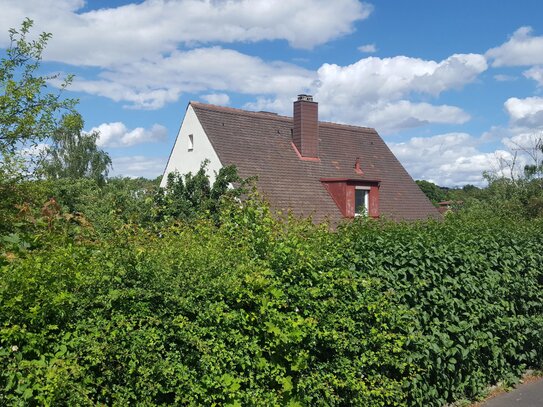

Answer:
[18,143,49,161]
[90,122,168,147]
[316,54,486,101]
[486,26,543,67]
[364,101,469,133]
[358,43,376,53]
[501,131,543,161]
[0,0,372,67]
[243,96,298,115]
[312,54,485,132]
[201,93,230,106]
[244,53,485,132]
[523,66,543,86]
[69,79,182,110]
[69,47,315,109]
[388,133,510,186]
[494,74,517,82]
[472,99,543,182]
[3,3,487,135]
[110,155,166,179]
[504,96,543,127]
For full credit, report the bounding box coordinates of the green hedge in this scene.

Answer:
[342,214,543,405]
[0,204,409,406]
[1,200,542,405]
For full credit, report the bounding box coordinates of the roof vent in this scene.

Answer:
[354,157,364,175]
[297,94,313,102]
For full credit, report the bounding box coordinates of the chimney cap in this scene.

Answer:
[297,94,314,102]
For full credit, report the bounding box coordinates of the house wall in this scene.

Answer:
[160,105,223,188]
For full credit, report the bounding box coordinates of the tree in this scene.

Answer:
[38,113,112,184]
[0,18,76,156]
[154,161,248,222]
[415,180,447,205]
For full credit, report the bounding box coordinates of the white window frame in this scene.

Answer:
[354,186,370,217]
[188,134,194,151]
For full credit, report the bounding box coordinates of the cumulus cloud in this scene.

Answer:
[244,54,485,132]
[312,54,485,132]
[201,93,230,106]
[504,96,543,127]
[90,122,168,147]
[110,155,166,179]
[502,131,543,151]
[364,101,469,133]
[0,0,372,66]
[316,54,487,101]
[486,26,543,67]
[388,133,511,186]
[358,43,376,53]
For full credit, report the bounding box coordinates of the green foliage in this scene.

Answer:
[417,174,543,219]
[0,198,411,406]
[341,214,543,406]
[474,176,543,219]
[154,160,249,223]
[43,176,159,234]
[1,185,542,405]
[37,113,112,184]
[1,158,543,405]
[0,18,76,156]
[416,180,447,205]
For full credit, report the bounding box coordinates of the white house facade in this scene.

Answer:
[160,104,222,188]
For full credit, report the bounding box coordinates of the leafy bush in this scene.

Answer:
[341,213,543,406]
[154,161,249,224]
[1,189,542,405]
[0,198,410,406]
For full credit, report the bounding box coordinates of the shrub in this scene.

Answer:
[341,214,543,406]
[0,199,410,406]
[1,194,542,405]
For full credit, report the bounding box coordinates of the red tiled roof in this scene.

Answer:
[191,101,440,223]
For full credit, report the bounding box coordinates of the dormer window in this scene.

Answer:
[321,178,380,218]
[355,186,370,216]
[188,134,194,151]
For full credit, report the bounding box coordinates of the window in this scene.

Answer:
[188,134,194,151]
[355,187,369,216]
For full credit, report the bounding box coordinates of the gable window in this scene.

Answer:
[188,134,194,151]
[355,186,369,216]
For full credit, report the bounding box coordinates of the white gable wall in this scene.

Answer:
[160,104,223,188]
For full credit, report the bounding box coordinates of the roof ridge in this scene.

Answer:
[318,120,376,132]
[190,101,376,132]
[190,101,292,122]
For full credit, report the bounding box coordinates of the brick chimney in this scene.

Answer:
[293,94,318,159]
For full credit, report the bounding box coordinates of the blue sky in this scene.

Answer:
[2,0,543,186]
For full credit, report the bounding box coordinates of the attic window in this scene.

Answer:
[321,178,380,219]
[188,134,194,151]
[355,186,370,216]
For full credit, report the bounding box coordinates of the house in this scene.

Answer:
[161,95,440,223]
